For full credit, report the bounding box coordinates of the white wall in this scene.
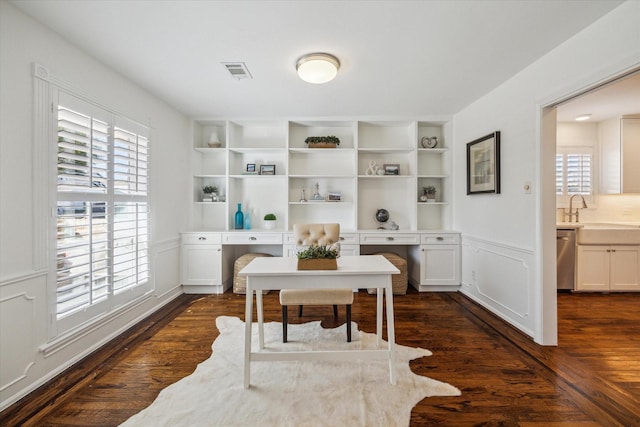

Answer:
[453,1,640,343]
[0,2,191,410]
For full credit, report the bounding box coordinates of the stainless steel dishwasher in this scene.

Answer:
[557,228,577,291]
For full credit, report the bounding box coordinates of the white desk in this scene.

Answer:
[238,255,399,389]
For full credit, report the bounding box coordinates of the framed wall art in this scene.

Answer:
[466,131,500,195]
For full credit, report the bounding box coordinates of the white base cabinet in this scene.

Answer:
[576,245,640,292]
[408,233,461,291]
[181,233,232,294]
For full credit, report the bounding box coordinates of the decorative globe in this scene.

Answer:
[375,209,389,224]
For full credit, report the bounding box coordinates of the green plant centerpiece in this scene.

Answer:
[304,135,340,148]
[296,244,339,270]
[263,213,277,229]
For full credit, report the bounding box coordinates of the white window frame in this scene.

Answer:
[33,64,152,340]
[556,146,594,207]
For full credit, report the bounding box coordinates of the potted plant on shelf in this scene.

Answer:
[423,185,437,202]
[202,185,218,202]
[263,213,277,229]
[304,135,340,149]
[296,245,339,270]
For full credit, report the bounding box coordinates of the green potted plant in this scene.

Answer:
[263,213,277,229]
[202,185,218,202]
[423,185,437,202]
[304,135,340,149]
[296,244,339,270]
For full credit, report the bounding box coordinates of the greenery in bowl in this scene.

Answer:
[304,136,340,146]
[296,245,339,260]
[263,213,277,221]
[202,185,218,194]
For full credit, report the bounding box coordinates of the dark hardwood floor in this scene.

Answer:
[3,290,640,426]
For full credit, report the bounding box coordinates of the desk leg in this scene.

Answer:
[385,278,396,385]
[376,286,383,347]
[256,289,264,349]
[244,280,253,389]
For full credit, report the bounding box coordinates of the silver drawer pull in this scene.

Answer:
[386,237,394,241]
[340,237,345,241]
[217,248,221,252]
[436,237,444,241]
[198,237,206,241]
[249,236,257,241]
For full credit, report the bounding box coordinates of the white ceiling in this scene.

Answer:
[12,0,624,119]
[556,72,640,123]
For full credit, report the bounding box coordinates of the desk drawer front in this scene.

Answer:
[359,234,420,245]
[223,233,283,245]
[421,234,460,245]
[182,233,222,245]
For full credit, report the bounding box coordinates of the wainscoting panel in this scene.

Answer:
[461,235,535,337]
[152,237,181,298]
[0,272,47,400]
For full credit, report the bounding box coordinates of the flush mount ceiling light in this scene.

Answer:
[296,53,340,84]
[575,114,592,121]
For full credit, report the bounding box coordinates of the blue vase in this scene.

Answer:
[234,203,244,230]
[244,211,251,230]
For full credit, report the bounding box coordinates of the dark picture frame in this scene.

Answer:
[246,163,256,172]
[466,131,500,195]
[259,164,276,175]
[383,164,400,175]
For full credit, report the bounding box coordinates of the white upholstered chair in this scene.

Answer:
[279,223,354,342]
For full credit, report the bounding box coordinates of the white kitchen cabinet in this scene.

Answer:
[576,245,640,291]
[181,232,231,294]
[408,233,461,291]
[600,117,640,194]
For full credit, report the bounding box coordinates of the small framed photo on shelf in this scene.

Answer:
[260,164,276,175]
[383,164,400,175]
[246,163,256,173]
[328,191,342,202]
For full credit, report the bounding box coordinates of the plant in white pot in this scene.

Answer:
[263,213,277,229]
[202,185,218,202]
[423,186,437,202]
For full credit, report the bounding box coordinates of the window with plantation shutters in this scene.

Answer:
[556,147,592,196]
[55,92,150,329]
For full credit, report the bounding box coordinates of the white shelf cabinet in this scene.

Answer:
[189,119,452,231]
[576,245,640,291]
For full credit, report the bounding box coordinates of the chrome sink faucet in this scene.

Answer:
[563,194,588,223]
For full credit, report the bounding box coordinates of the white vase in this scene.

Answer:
[263,220,276,230]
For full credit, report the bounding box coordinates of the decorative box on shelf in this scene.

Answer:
[297,258,337,270]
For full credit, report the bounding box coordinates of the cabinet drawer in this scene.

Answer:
[421,233,460,245]
[181,232,222,245]
[359,233,420,245]
[222,232,283,245]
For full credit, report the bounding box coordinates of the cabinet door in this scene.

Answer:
[609,246,640,291]
[576,246,609,291]
[420,244,460,286]
[181,245,222,286]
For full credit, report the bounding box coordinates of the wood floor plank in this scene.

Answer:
[2,290,639,426]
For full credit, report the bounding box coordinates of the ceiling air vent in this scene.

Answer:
[222,62,252,80]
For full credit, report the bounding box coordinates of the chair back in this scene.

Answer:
[293,223,340,246]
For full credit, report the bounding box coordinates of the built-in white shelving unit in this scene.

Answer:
[189,119,452,232]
